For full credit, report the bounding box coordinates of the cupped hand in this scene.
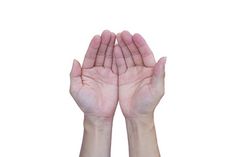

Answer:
[70,30,118,119]
[114,31,166,118]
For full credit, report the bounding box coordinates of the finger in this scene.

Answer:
[117,33,135,67]
[112,49,118,74]
[82,35,101,69]
[121,31,143,66]
[104,32,116,69]
[114,45,127,74]
[95,30,111,66]
[70,59,83,93]
[151,57,166,92]
[133,33,156,67]
[70,59,82,78]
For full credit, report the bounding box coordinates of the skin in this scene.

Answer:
[70,30,118,118]
[70,30,166,157]
[70,30,118,157]
[115,31,166,157]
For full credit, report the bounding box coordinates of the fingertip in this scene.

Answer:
[93,35,101,41]
[109,32,116,45]
[154,57,166,76]
[91,35,101,49]
[133,33,142,38]
[73,58,78,64]
[73,59,81,67]
[111,32,116,37]
[116,33,121,39]
[70,59,81,77]
[121,30,132,45]
[133,33,146,47]
[116,33,125,46]
[160,56,167,65]
[121,30,129,33]
[162,57,167,75]
[102,29,111,34]
[111,32,116,39]
[121,30,131,36]
[101,30,111,44]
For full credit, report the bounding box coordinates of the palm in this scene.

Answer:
[75,67,117,117]
[119,66,158,116]
[115,31,166,117]
[70,31,118,118]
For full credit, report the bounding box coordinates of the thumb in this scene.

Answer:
[151,57,166,90]
[70,59,83,93]
[70,59,82,78]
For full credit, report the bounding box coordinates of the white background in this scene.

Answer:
[0,0,236,156]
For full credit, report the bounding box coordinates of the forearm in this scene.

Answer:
[79,115,113,157]
[125,115,160,157]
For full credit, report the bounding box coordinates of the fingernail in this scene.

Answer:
[162,57,167,70]
[73,59,77,64]
[163,57,167,64]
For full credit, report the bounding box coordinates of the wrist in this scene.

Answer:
[125,114,155,132]
[125,113,154,123]
[84,115,113,129]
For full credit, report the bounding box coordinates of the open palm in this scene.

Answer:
[115,31,166,117]
[70,31,118,118]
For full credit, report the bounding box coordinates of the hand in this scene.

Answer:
[70,30,118,119]
[114,31,166,118]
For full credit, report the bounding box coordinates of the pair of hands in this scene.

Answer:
[70,30,166,120]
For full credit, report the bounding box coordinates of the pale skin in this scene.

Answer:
[70,30,166,157]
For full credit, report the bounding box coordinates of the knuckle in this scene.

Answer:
[160,90,165,97]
